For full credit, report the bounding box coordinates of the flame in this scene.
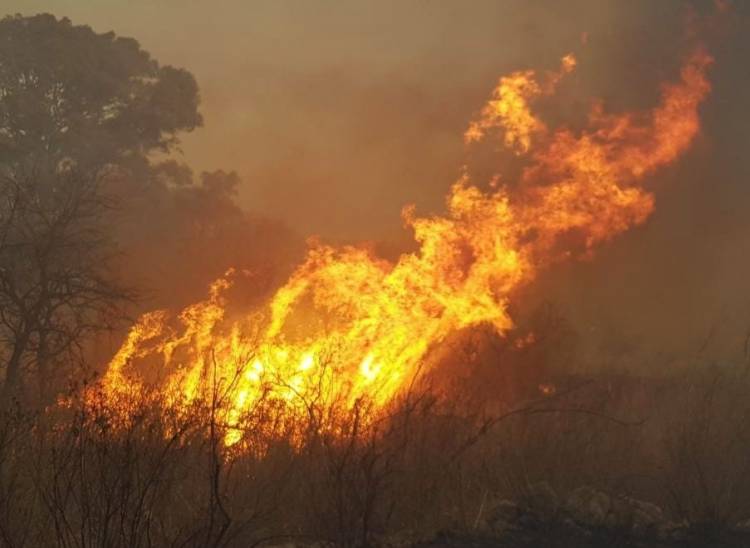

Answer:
[464,53,577,152]
[93,48,712,448]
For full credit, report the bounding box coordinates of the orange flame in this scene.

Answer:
[464,53,577,152]
[94,48,712,447]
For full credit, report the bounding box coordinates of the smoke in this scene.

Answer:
[112,168,304,312]
[86,19,717,440]
[6,0,750,371]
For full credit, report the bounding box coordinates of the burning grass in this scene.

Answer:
[90,47,713,453]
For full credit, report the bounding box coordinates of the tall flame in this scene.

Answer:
[94,48,712,447]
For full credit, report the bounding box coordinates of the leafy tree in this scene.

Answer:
[0,13,202,175]
[0,14,202,404]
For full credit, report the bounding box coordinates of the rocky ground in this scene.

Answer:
[266,484,750,547]
[416,484,750,548]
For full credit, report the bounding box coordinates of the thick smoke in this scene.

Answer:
[8,0,750,371]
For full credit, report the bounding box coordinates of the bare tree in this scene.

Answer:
[0,14,203,405]
[0,163,133,405]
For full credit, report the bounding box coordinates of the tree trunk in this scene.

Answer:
[2,331,30,408]
[36,332,50,408]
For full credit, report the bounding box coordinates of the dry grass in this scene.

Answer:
[0,362,748,547]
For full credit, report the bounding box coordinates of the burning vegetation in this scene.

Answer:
[4,7,750,548]
[91,47,711,450]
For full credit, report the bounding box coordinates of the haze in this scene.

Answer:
[4,0,750,367]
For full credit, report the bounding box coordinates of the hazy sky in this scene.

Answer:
[3,0,750,366]
[2,0,644,240]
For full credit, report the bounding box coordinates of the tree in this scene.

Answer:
[0,14,203,405]
[0,13,202,176]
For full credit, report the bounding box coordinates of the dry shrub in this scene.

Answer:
[0,358,749,546]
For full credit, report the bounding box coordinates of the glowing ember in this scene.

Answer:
[92,48,712,447]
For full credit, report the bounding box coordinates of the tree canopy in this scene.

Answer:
[0,13,202,179]
[0,14,204,404]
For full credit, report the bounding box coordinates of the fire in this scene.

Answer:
[464,53,577,152]
[92,48,712,448]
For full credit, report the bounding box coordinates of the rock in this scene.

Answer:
[487,499,521,533]
[561,517,593,538]
[658,519,689,542]
[629,497,665,533]
[603,496,632,529]
[525,481,560,521]
[487,486,675,545]
[603,495,664,532]
[565,486,611,526]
